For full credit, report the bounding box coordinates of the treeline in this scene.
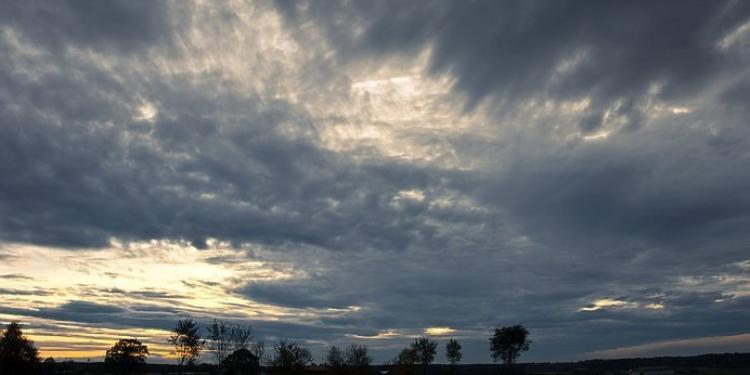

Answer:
[0,320,532,375]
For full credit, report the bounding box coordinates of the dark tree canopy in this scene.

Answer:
[410,337,437,375]
[446,338,462,366]
[223,348,260,375]
[489,325,531,369]
[0,321,39,375]
[168,318,203,373]
[270,339,312,371]
[105,338,149,375]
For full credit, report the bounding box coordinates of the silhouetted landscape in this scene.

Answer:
[3,320,750,375]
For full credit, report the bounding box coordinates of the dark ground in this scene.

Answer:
[39,352,750,375]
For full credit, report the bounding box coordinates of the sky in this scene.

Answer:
[1,0,750,365]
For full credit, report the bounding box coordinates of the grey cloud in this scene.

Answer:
[0,0,174,54]
[0,274,34,280]
[0,288,52,296]
[58,301,127,315]
[239,280,357,309]
[277,1,750,128]
[3,0,750,363]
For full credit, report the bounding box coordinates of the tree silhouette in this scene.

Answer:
[393,347,418,375]
[223,348,260,375]
[207,319,231,367]
[42,357,56,375]
[229,324,253,352]
[410,337,437,375]
[105,338,149,375]
[270,339,312,372]
[168,318,203,374]
[344,343,371,367]
[489,325,531,374]
[446,338,462,371]
[250,339,265,366]
[0,321,39,375]
[325,345,345,371]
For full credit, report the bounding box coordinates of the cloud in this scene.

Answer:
[0,0,174,54]
[588,333,750,359]
[1,0,750,363]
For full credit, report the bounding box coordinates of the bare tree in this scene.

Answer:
[489,325,531,374]
[270,339,312,371]
[229,324,253,352]
[168,318,203,374]
[206,320,230,367]
[250,339,265,366]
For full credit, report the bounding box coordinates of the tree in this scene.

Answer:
[489,325,531,373]
[42,357,56,375]
[223,348,260,375]
[250,340,265,366]
[393,348,417,375]
[207,320,231,367]
[446,338,462,369]
[325,345,345,370]
[410,337,437,375]
[104,338,149,375]
[229,324,253,352]
[168,318,203,374]
[0,321,39,375]
[270,339,312,372]
[396,348,417,366]
[344,344,371,367]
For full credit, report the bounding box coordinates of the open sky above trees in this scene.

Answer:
[2,0,750,364]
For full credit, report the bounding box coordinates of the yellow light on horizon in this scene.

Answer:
[425,327,455,336]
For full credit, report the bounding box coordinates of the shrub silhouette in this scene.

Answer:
[223,348,260,375]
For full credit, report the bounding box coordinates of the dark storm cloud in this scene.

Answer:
[277,0,750,127]
[239,280,356,309]
[0,0,174,54]
[276,0,750,263]
[0,18,461,250]
[2,0,750,363]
